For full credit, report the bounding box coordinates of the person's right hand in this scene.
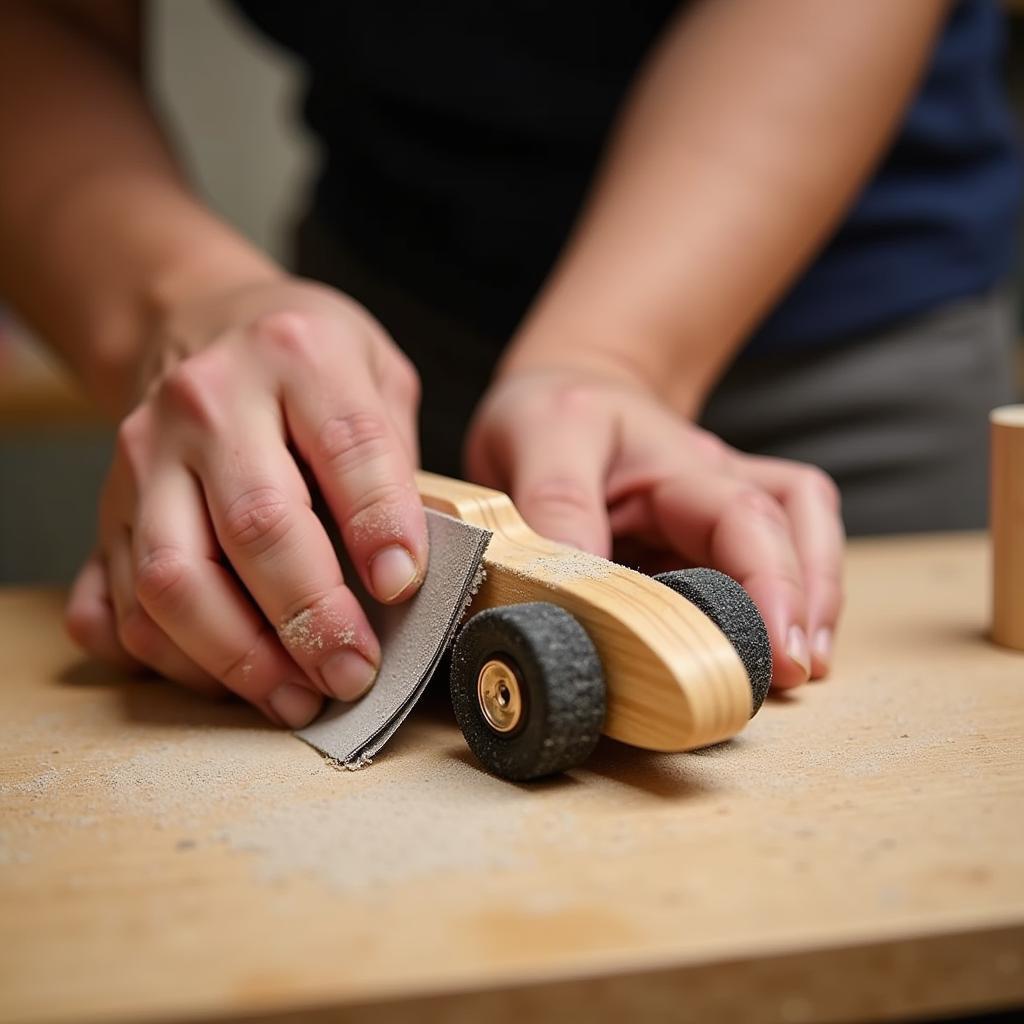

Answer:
[65,278,428,728]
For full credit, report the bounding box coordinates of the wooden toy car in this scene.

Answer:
[416,472,772,781]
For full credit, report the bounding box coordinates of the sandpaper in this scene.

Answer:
[297,510,491,767]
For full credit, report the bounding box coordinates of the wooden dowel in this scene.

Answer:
[990,405,1024,651]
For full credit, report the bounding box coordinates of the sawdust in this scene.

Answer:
[110,744,629,894]
[347,501,407,545]
[215,756,588,892]
[278,609,321,652]
[4,699,636,894]
[468,563,487,599]
[0,766,61,796]
[3,705,597,892]
[278,606,357,654]
[459,564,488,620]
[6,535,1022,965]
[3,708,330,832]
[506,549,616,590]
[3,666,1012,904]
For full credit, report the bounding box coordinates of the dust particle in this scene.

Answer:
[508,550,615,589]
[278,609,322,652]
[279,607,358,654]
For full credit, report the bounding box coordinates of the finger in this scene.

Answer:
[265,313,429,606]
[378,352,422,467]
[741,457,845,679]
[193,416,382,704]
[133,465,325,728]
[650,466,811,689]
[65,551,140,670]
[104,529,224,698]
[471,390,615,557]
[383,399,419,471]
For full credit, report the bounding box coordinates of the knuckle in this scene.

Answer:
[276,589,352,647]
[549,382,599,418]
[134,548,192,613]
[801,466,842,511]
[520,476,596,517]
[316,410,392,474]
[221,485,293,555]
[732,487,788,526]
[814,568,846,612]
[218,634,268,688]
[159,356,226,431]
[253,310,324,366]
[345,481,411,534]
[816,555,845,584]
[691,427,731,466]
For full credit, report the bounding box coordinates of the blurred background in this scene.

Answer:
[1,0,1023,584]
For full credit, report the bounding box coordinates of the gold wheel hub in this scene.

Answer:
[477,658,524,734]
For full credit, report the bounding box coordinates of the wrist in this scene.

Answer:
[75,200,283,414]
[498,322,709,420]
[130,234,283,402]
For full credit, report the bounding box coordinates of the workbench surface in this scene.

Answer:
[2,533,1022,1024]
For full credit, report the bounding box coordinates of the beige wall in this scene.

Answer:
[150,0,315,263]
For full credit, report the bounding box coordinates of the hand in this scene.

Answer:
[465,367,844,688]
[66,278,428,726]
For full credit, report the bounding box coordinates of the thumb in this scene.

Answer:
[478,393,614,557]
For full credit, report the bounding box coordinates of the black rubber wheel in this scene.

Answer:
[450,602,606,781]
[654,568,772,717]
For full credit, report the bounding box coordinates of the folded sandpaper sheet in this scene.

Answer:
[297,510,491,767]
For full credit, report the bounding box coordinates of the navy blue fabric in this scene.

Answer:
[750,0,1021,352]
[230,0,1020,355]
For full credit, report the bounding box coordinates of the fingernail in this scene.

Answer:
[369,545,419,602]
[786,625,811,676]
[268,683,323,728]
[813,628,833,666]
[321,650,377,701]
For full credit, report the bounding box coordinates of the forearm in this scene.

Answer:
[502,0,948,415]
[0,1,279,415]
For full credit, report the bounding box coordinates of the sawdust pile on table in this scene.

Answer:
[1,667,984,895]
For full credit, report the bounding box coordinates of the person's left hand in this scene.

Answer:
[464,367,844,689]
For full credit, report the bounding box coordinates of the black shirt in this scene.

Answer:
[231,0,1020,353]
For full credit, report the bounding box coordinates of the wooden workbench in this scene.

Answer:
[2,533,1022,1024]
